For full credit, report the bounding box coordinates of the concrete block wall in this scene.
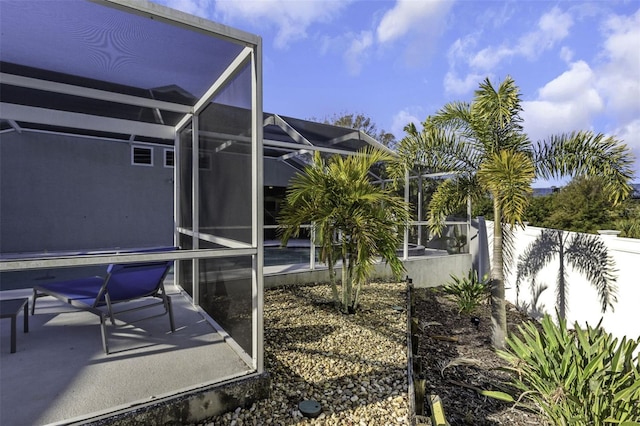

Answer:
[264,254,472,289]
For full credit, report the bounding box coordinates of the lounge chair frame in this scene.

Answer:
[32,261,175,354]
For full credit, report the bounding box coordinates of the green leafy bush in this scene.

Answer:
[442,270,490,314]
[496,315,640,425]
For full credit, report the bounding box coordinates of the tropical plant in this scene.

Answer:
[389,76,634,348]
[442,269,490,314]
[544,176,618,234]
[494,315,640,425]
[524,193,553,226]
[516,228,618,321]
[278,147,409,313]
[614,198,640,239]
[615,216,640,239]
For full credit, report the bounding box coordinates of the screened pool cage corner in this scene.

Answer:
[0,0,264,375]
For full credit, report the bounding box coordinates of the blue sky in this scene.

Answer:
[153,0,640,185]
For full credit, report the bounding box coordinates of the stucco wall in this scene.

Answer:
[264,253,472,288]
[485,222,640,341]
[0,131,174,253]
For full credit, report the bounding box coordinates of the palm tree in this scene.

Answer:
[278,147,409,313]
[390,76,634,348]
[516,229,618,321]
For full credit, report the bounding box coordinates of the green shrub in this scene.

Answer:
[496,315,640,425]
[442,270,489,314]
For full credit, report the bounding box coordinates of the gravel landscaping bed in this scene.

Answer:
[205,282,410,425]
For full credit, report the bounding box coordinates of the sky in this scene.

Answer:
[152,0,640,185]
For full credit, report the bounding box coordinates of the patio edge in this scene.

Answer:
[65,372,270,426]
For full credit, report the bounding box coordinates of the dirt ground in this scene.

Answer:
[413,287,550,426]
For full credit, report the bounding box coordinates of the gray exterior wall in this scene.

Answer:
[264,254,472,288]
[0,131,174,254]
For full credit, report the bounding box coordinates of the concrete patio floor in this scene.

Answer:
[0,282,253,426]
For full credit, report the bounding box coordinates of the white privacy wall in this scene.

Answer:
[486,222,640,342]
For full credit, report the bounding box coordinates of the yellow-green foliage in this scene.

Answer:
[497,315,640,425]
[442,270,490,314]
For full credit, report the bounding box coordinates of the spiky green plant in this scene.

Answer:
[494,315,640,425]
[442,270,490,314]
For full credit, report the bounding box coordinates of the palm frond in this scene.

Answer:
[428,175,475,235]
[429,101,473,133]
[534,131,635,205]
[388,118,479,187]
[478,150,535,225]
[473,76,523,130]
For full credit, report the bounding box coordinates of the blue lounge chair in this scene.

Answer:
[31,261,175,354]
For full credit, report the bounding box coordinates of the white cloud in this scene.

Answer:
[469,45,513,70]
[444,71,485,96]
[158,0,214,17]
[538,61,598,102]
[521,8,640,180]
[517,6,573,59]
[468,6,573,72]
[447,34,478,65]
[377,0,453,44]
[522,61,603,142]
[559,46,574,63]
[616,119,640,152]
[614,119,640,180]
[444,6,574,96]
[391,109,422,138]
[344,31,373,75]
[214,0,351,48]
[596,9,640,120]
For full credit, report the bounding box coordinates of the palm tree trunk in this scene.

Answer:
[346,252,354,312]
[353,279,362,311]
[491,200,507,349]
[341,242,350,312]
[327,253,339,308]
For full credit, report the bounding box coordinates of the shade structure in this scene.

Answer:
[1,0,267,423]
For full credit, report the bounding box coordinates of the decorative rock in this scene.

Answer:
[202,282,410,425]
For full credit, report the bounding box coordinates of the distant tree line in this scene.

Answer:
[473,176,640,238]
[313,112,397,149]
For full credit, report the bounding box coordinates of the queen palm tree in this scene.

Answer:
[516,229,617,321]
[278,147,409,313]
[390,76,634,348]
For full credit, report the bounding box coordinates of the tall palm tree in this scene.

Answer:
[278,147,409,313]
[516,229,618,321]
[390,76,634,348]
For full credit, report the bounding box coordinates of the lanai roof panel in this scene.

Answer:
[0,0,247,103]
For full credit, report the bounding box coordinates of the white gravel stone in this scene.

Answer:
[202,282,410,425]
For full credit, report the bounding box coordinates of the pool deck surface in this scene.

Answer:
[0,282,251,426]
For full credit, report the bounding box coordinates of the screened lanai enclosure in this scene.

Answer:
[0,0,266,424]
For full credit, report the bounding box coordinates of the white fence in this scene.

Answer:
[486,222,640,342]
